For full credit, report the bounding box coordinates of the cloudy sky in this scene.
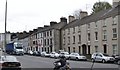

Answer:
[0,0,112,33]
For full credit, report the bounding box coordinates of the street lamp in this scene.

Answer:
[4,0,7,55]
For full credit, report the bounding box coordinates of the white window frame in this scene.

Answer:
[113,16,118,25]
[78,26,81,33]
[73,27,75,33]
[113,28,117,39]
[78,35,81,43]
[88,33,90,41]
[73,36,75,44]
[88,23,90,29]
[113,44,117,54]
[103,30,107,40]
[68,37,70,45]
[95,22,97,28]
[95,46,98,52]
[68,28,70,34]
[63,37,65,45]
[103,19,106,27]
[95,32,98,41]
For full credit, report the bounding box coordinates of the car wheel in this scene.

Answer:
[55,57,57,59]
[102,59,106,63]
[91,58,95,62]
[117,60,120,65]
[69,57,71,60]
[76,57,79,61]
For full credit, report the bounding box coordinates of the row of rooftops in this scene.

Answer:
[10,17,68,40]
[11,1,120,40]
[63,4,120,29]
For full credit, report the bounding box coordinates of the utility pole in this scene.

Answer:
[4,0,7,55]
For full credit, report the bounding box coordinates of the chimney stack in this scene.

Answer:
[113,0,120,7]
[29,31,33,34]
[50,21,57,26]
[33,29,37,32]
[37,27,43,30]
[60,17,67,23]
[68,15,75,23]
[80,11,88,19]
[44,25,50,27]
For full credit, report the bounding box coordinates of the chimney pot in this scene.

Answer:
[44,25,50,27]
[60,17,67,23]
[80,11,88,19]
[50,21,57,26]
[33,29,37,32]
[68,15,75,23]
[37,27,43,29]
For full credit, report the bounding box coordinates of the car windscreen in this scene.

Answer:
[103,53,109,56]
[16,47,23,49]
[74,53,79,56]
[61,52,69,55]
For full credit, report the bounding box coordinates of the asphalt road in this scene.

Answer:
[15,55,119,69]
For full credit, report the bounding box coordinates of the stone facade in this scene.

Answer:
[61,5,119,56]
[28,17,67,53]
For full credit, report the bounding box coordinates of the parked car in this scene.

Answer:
[91,52,115,63]
[33,51,41,56]
[41,51,46,57]
[59,52,70,59]
[41,51,50,57]
[115,56,120,65]
[69,53,87,61]
[50,52,59,58]
[112,54,120,65]
[0,56,21,70]
[28,50,33,55]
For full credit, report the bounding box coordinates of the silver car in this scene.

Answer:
[59,52,70,59]
[91,53,115,63]
[69,53,87,61]
[50,52,59,58]
[41,51,50,57]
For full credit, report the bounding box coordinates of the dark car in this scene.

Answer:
[33,51,41,56]
[112,55,120,65]
[1,56,21,70]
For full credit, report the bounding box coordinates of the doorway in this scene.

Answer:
[68,47,70,54]
[88,45,90,54]
[103,44,107,53]
[79,46,81,54]
[82,44,87,55]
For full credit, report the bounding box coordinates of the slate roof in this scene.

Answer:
[18,33,29,40]
[62,5,120,29]
[29,21,67,36]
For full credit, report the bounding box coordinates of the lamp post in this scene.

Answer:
[4,0,7,55]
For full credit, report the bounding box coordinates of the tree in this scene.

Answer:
[92,1,112,14]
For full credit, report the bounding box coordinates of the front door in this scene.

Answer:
[68,47,70,54]
[79,46,81,54]
[88,45,90,54]
[103,44,107,53]
[82,44,87,55]
[50,45,52,52]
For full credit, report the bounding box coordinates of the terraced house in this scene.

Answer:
[15,0,120,56]
[28,17,67,53]
[61,1,120,56]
